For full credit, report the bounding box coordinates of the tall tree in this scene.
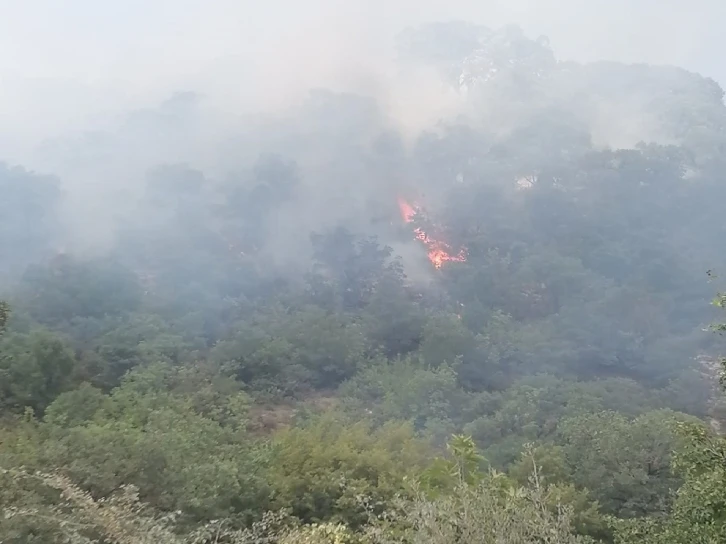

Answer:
[0,301,8,332]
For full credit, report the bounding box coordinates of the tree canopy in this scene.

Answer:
[1,21,726,544]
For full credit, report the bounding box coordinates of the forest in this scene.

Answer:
[2,22,726,543]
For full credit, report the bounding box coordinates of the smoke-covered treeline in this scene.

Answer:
[2,21,726,544]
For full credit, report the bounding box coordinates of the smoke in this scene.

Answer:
[3,1,724,151]
[1,0,725,267]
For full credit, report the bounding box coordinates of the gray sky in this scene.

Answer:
[1,0,724,162]
[2,1,723,77]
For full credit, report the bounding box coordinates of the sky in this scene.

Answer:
[1,0,724,163]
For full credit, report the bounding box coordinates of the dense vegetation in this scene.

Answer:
[2,22,726,543]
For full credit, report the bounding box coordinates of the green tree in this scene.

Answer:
[0,164,61,283]
[412,436,595,543]
[558,410,692,517]
[212,304,370,393]
[419,434,488,493]
[612,285,726,543]
[18,256,143,326]
[0,301,9,332]
[1,363,269,527]
[339,356,467,438]
[268,414,431,526]
[508,444,608,540]
[613,423,726,544]
[0,330,76,413]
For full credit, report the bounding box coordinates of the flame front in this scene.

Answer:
[397,197,467,269]
[398,198,417,223]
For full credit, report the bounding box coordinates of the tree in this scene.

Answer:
[557,410,691,518]
[612,285,726,543]
[613,423,726,544]
[308,228,406,312]
[0,163,61,282]
[18,256,143,326]
[211,304,369,392]
[267,414,431,526]
[0,330,76,413]
[0,301,8,332]
[2,363,269,527]
[412,436,595,543]
[339,356,466,438]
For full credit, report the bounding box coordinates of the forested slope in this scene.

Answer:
[2,22,726,543]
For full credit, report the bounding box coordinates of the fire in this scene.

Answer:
[398,198,417,223]
[397,197,467,269]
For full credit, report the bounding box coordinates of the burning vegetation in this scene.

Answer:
[397,197,467,269]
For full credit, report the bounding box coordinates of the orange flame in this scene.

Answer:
[397,197,467,269]
[398,198,417,223]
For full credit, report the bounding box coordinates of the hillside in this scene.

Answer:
[2,22,726,543]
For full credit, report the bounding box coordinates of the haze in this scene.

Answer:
[2,0,725,162]
[4,2,726,540]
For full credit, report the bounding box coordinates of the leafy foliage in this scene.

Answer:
[1,19,726,544]
[268,415,430,526]
[0,301,9,332]
[611,285,726,543]
[0,330,76,412]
